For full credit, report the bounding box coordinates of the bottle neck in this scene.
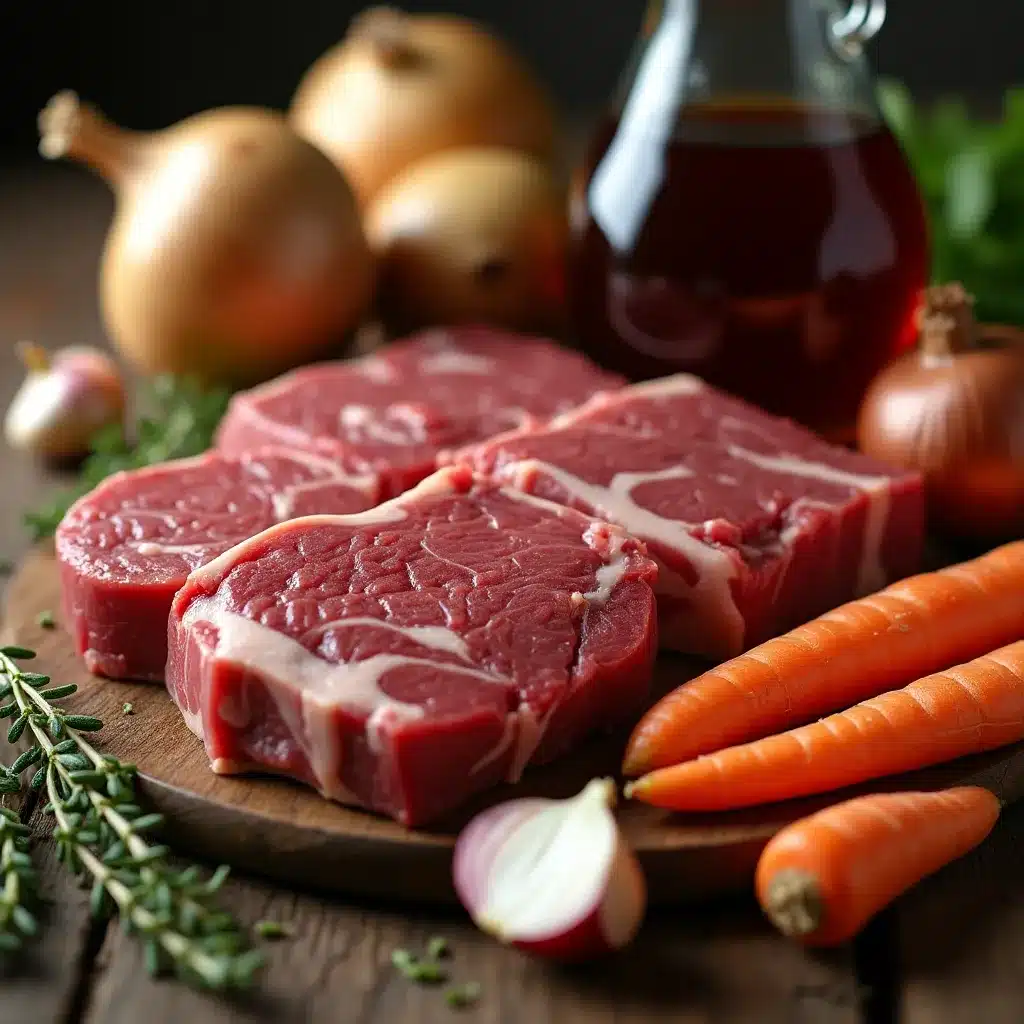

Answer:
[634,0,880,123]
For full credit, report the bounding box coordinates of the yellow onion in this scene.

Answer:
[290,7,557,207]
[857,283,1024,541]
[38,92,375,386]
[365,147,567,335]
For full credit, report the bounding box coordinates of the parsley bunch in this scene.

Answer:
[879,80,1024,325]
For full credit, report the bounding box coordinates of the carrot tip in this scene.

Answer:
[621,750,647,778]
[622,780,641,800]
[762,869,824,940]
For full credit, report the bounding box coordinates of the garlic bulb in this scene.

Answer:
[452,778,646,960]
[4,342,125,460]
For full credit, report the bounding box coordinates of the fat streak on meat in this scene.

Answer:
[453,374,925,659]
[166,466,658,826]
[57,448,379,681]
[215,327,625,498]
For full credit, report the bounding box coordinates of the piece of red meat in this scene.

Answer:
[166,466,658,826]
[451,374,925,660]
[215,327,625,498]
[57,448,379,681]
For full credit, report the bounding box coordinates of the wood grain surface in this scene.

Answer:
[3,163,1024,1024]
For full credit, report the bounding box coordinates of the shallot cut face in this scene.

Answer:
[453,778,646,961]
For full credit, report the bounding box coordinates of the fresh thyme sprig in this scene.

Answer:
[0,645,263,989]
[24,375,233,540]
[0,807,38,951]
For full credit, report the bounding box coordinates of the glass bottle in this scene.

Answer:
[569,0,929,439]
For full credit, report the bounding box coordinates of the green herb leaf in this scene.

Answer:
[945,147,995,239]
[445,981,482,1009]
[35,610,55,630]
[62,716,103,732]
[122,703,134,715]
[7,716,27,744]
[882,81,1024,323]
[254,919,293,940]
[1,647,34,661]
[9,747,43,774]
[427,935,450,960]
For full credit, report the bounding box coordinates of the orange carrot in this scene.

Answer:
[624,541,1024,777]
[756,787,1000,946]
[626,640,1024,811]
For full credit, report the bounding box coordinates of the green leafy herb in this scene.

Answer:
[445,981,482,1009]
[122,703,134,716]
[24,375,233,540]
[0,646,262,989]
[35,610,55,630]
[878,80,1024,325]
[427,935,450,960]
[391,947,449,984]
[391,947,419,977]
[254,919,292,940]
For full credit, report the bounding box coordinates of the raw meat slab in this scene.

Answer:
[57,448,379,682]
[453,375,925,659]
[166,466,659,826]
[215,327,625,498]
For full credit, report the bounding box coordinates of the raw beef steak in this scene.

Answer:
[57,448,379,682]
[453,375,925,660]
[166,466,658,826]
[215,327,625,499]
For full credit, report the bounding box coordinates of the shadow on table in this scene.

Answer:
[896,801,1024,972]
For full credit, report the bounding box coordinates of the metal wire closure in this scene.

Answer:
[829,0,886,58]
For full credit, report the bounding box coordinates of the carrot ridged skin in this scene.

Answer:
[624,541,1024,777]
[755,787,1000,946]
[627,641,1024,811]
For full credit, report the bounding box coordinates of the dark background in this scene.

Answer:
[0,0,1021,156]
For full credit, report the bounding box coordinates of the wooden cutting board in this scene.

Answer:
[6,547,1024,907]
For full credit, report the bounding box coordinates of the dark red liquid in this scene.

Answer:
[570,104,930,437]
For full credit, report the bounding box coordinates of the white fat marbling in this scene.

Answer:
[178,703,204,739]
[419,349,495,375]
[547,374,703,431]
[182,592,504,794]
[307,616,473,661]
[501,459,743,653]
[579,524,633,605]
[133,541,212,557]
[726,445,892,594]
[356,356,398,383]
[339,403,427,446]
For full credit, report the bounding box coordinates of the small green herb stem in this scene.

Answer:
[6,652,243,982]
[0,835,21,932]
[44,767,230,988]
[18,686,217,937]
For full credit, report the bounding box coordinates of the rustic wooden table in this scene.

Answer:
[0,163,1021,1024]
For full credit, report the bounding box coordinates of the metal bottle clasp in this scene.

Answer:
[829,0,886,58]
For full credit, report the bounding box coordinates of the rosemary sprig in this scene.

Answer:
[24,375,233,540]
[0,645,262,989]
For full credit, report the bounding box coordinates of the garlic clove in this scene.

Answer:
[4,343,125,460]
[453,778,647,960]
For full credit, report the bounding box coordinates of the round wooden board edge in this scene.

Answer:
[8,546,1024,907]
